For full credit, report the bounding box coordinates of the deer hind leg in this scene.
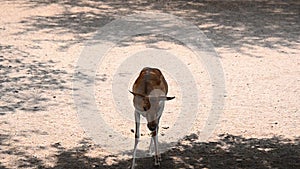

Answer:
[132,111,140,169]
[148,136,154,156]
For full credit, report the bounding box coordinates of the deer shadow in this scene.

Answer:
[1,133,298,169]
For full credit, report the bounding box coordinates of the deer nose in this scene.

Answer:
[147,123,157,131]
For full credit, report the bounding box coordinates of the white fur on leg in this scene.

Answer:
[131,111,140,169]
[148,137,154,156]
[153,128,160,166]
[132,138,139,169]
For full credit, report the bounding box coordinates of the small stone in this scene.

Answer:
[93,164,99,168]
[236,159,243,162]
[53,142,61,147]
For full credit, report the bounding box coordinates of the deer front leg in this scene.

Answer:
[132,111,140,169]
[152,127,161,166]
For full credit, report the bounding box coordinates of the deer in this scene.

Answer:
[129,67,175,169]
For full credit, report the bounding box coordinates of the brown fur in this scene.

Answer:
[132,67,168,112]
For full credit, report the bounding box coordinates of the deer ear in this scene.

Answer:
[166,96,175,100]
[128,90,136,96]
[129,90,146,97]
[158,96,175,101]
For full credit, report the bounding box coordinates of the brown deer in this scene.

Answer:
[129,67,175,168]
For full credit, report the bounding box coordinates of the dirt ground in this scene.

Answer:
[0,0,299,169]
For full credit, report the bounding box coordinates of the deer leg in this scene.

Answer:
[153,127,160,166]
[148,136,154,156]
[132,111,140,169]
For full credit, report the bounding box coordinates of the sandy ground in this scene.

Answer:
[0,0,299,169]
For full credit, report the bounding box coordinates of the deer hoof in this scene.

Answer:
[154,154,162,162]
[130,164,136,169]
[154,155,161,166]
[158,155,162,162]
